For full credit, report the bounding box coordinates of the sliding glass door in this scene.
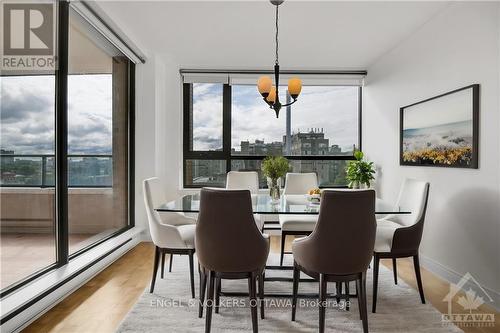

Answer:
[0,0,59,291]
[0,74,57,290]
[67,8,131,254]
[0,1,134,295]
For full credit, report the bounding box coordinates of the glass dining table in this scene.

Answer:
[156,193,410,216]
[156,193,410,299]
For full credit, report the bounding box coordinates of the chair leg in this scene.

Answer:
[372,254,380,313]
[291,262,300,321]
[319,274,327,333]
[392,257,398,285]
[413,254,426,304]
[280,233,286,266]
[215,277,221,314]
[248,273,258,333]
[360,273,369,333]
[356,278,363,320]
[345,282,350,311]
[169,254,173,272]
[258,271,265,319]
[199,267,207,318]
[205,271,215,333]
[149,246,160,293]
[335,282,342,304]
[188,252,195,299]
[161,252,165,279]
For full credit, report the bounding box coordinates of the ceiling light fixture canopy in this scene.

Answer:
[257,0,302,118]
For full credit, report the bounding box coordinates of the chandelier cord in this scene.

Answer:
[275,4,279,65]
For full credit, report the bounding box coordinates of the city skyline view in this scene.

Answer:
[3,79,357,187]
[193,83,359,154]
[1,74,114,186]
[3,80,358,156]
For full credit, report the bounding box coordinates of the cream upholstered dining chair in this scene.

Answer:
[278,173,318,266]
[148,176,196,275]
[226,171,264,231]
[226,171,259,193]
[372,178,430,313]
[143,177,196,298]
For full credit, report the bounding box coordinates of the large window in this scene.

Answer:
[67,8,132,254]
[0,2,135,295]
[191,83,223,151]
[0,75,57,290]
[183,75,362,188]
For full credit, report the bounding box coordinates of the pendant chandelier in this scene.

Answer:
[257,0,302,118]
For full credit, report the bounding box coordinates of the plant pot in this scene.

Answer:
[352,182,372,190]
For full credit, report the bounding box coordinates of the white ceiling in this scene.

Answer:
[96,1,449,69]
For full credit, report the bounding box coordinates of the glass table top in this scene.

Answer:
[156,194,410,215]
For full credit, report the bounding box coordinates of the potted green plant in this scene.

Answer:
[261,156,289,202]
[346,150,376,189]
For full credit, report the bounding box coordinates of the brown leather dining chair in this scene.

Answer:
[196,188,270,333]
[292,190,376,333]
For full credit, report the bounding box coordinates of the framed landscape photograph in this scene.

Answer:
[400,84,479,168]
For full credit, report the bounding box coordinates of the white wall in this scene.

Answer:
[134,55,170,235]
[364,1,500,305]
[159,56,184,201]
[498,5,500,283]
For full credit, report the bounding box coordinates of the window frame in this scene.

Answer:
[182,81,362,189]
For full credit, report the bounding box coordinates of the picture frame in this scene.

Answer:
[400,84,479,168]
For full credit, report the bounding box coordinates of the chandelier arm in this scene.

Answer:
[262,98,274,107]
[281,98,298,108]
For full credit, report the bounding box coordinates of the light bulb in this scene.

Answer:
[266,86,276,103]
[257,76,272,96]
[288,77,302,98]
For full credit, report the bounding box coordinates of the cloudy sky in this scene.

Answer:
[2,78,358,156]
[1,75,112,155]
[193,83,359,153]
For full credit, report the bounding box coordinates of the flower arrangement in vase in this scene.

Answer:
[261,156,289,202]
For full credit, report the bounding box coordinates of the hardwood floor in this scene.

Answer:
[23,242,154,333]
[382,257,499,333]
[23,238,498,333]
[1,232,118,290]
